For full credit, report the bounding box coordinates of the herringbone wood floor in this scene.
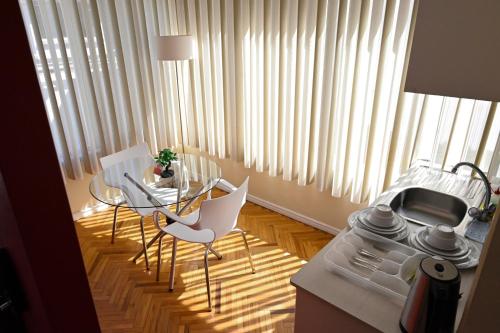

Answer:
[76,189,333,332]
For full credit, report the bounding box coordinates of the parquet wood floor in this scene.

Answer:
[76,189,333,332]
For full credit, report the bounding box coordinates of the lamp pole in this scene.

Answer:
[174,61,186,213]
[174,61,186,157]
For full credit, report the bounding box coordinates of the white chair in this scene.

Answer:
[101,144,193,271]
[151,177,255,311]
[99,143,152,245]
[100,142,152,170]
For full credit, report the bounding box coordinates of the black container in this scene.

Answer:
[400,256,461,333]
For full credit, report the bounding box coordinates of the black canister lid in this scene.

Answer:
[420,256,459,281]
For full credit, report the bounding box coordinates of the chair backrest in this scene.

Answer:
[196,177,249,240]
[100,142,151,170]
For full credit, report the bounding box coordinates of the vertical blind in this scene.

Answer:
[20,0,500,204]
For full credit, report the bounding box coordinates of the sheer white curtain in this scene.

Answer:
[20,0,500,204]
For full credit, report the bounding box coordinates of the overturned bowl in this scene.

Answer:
[366,204,396,228]
[426,224,457,251]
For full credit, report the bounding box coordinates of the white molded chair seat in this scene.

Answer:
[163,223,214,243]
[151,177,255,311]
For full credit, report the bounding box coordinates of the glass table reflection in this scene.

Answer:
[90,154,222,210]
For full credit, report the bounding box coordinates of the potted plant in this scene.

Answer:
[154,148,177,178]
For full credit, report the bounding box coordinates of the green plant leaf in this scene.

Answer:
[155,148,177,166]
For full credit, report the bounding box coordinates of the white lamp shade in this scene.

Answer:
[156,35,193,61]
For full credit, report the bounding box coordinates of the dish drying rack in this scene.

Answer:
[324,227,428,304]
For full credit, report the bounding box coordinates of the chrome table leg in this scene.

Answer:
[110,200,126,244]
[156,233,165,282]
[168,237,177,291]
[133,230,164,263]
[139,216,150,270]
[111,205,120,244]
[204,245,212,311]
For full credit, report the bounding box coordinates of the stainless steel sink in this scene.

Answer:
[372,166,486,235]
[389,187,468,227]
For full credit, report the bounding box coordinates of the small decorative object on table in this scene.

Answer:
[154,148,177,186]
[154,148,177,178]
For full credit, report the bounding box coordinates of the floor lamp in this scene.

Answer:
[156,35,193,157]
[156,35,193,210]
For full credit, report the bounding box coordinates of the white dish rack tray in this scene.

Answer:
[324,227,428,304]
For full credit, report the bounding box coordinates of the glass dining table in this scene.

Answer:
[89,153,222,263]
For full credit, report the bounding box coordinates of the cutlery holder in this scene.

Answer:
[324,227,427,304]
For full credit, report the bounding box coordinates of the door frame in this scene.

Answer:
[0,2,100,332]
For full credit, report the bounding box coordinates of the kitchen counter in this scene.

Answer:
[291,166,485,332]
[291,229,477,332]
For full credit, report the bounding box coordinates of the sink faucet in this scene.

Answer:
[451,162,492,221]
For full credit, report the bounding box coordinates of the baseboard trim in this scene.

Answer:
[72,202,110,221]
[216,183,340,235]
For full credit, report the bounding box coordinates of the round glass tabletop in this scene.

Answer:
[89,154,221,209]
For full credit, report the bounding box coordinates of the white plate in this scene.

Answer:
[414,234,470,259]
[411,235,471,261]
[358,220,406,236]
[348,212,409,242]
[415,227,469,256]
[351,208,407,231]
[408,233,480,269]
[358,215,406,234]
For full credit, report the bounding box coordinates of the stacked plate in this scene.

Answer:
[348,204,409,242]
[408,224,479,269]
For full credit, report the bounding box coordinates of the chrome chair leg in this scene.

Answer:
[209,247,222,260]
[139,216,150,270]
[133,231,163,263]
[169,237,177,291]
[156,233,165,282]
[233,228,256,273]
[111,205,120,244]
[204,245,212,311]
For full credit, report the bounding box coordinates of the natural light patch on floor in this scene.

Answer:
[75,189,332,332]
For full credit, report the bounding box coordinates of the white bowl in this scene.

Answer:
[426,225,457,251]
[367,204,395,227]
